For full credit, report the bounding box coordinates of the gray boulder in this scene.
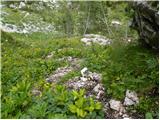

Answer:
[130,1,159,51]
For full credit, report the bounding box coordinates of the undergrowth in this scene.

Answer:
[1,31,159,118]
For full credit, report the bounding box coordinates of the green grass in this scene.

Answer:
[1,31,104,118]
[2,7,26,25]
[1,30,159,118]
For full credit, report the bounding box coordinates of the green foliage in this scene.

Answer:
[1,1,159,118]
[1,32,82,118]
[53,85,69,106]
[27,102,48,118]
[102,45,158,99]
[69,89,104,118]
[135,96,159,118]
[1,29,158,119]
[145,112,153,119]
[1,80,32,118]
[23,85,103,119]
[1,1,135,37]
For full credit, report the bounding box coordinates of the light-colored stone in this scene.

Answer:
[126,90,139,103]
[93,84,101,93]
[89,72,102,81]
[19,2,26,9]
[80,77,88,81]
[0,20,54,34]
[103,102,109,112]
[46,53,53,59]
[111,20,122,26]
[81,67,88,77]
[67,79,96,90]
[123,96,135,106]
[81,34,111,46]
[96,90,105,99]
[109,99,123,111]
[93,84,104,93]
[122,114,130,119]
[9,4,17,9]
[123,90,139,106]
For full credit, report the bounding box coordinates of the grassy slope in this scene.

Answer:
[1,31,105,118]
[1,31,159,118]
[1,2,159,119]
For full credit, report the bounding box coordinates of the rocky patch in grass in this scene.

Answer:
[32,56,82,96]
[81,34,112,46]
[45,56,82,83]
[65,67,103,98]
[32,54,140,119]
[106,90,139,119]
[0,21,54,34]
[46,66,73,83]
[64,67,139,119]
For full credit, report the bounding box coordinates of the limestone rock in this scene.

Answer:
[80,77,88,82]
[81,67,88,77]
[130,1,159,51]
[9,4,17,9]
[19,2,26,9]
[109,99,123,111]
[123,90,139,106]
[81,34,111,46]
[93,83,104,93]
[96,90,105,100]
[67,78,96,90]
[111,20,122,26]
[46,53,54,59]
[123,97,135,106]
[122,114,130,119]
[88,72,102,82]
[111,20,122,29]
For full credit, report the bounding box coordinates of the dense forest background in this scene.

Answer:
[1,0,159,119]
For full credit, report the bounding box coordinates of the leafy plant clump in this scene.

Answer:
[69,89,104,118]
[22,85,104,119]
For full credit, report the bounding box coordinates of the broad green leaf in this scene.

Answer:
[76,108,86,118]
[89,97,94,106]
[75,97,85,108]
[95,102,102,110]
[72,90,79,100]
[85,106,94,112]
[69,104,77,113]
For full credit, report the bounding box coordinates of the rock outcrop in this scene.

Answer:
[1,2,55,34]
[130,1,159,51]
[123,90,139,106]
